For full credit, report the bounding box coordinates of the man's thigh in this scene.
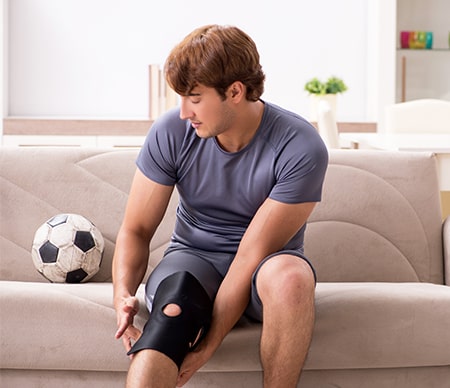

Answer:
[145,244,224,311]
[245,250,316,322]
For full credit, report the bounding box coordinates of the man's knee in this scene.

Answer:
[256,255,315,304]
[163,303,182,317]
[127,271,213,368]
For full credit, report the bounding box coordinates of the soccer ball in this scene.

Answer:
[31,214,104,283]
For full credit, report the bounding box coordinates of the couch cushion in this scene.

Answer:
[2,281,449,373]
[307,282,450,370]
[209,283,450,372]
[0,281,137,371]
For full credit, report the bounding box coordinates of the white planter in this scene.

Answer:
[308,94,337,122]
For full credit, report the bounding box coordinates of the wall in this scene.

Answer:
[5,0,379,123]
[0,0,6,134]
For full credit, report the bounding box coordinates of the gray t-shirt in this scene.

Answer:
[137,101,328,254]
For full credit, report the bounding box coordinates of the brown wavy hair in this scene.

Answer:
[165,25,265,101]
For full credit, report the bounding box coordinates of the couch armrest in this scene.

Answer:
[444,216,450,286]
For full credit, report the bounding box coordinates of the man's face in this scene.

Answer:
[179,84,236,139]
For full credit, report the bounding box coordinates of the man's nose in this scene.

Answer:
[179,98,192,120]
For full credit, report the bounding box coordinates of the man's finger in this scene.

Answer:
[115,324,126,339]
[120,325,142,355]
[126,325,142,341]
[115,315,132,339]
[177,369,195,387]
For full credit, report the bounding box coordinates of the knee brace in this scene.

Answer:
[127,271,213,368]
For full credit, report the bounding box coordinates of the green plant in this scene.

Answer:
[304,76,348,95]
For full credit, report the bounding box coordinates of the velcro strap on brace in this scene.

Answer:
[127,271,213,368]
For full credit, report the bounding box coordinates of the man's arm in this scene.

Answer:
[113,169,174,350]
[177,197,316,385]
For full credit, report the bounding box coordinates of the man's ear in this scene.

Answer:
[228,81,245,101]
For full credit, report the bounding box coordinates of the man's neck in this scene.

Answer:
[216,100,264,153]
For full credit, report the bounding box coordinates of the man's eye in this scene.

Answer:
[191,99,201,104]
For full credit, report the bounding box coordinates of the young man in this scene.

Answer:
[113,24,328,388]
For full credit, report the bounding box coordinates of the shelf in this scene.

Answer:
[395,0,450,103]
[397,48,450,52]
[3,117,377,137]
[3,117,153,136]
[396,47,450,102]
[1,135,146,148]
[310,122,376,133]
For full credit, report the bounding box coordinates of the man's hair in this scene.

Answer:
[165,25,265,101]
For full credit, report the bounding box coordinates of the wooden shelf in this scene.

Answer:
[4,118,376,136]
[3,118,153,136]
[310,121,376,133]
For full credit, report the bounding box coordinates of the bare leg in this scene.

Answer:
[126,304,181,388]
[256,255,315,388]
[126,349,178,388]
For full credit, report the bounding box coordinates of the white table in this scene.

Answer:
[340,133,450,191]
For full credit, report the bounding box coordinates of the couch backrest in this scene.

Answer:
[0,147,177,283]
[305,149,444,284]
[0,147,444,284]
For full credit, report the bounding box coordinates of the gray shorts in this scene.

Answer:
[145,241,316,322]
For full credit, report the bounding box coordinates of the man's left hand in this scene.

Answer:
[176,344,212,387]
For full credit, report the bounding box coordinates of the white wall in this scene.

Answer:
[6,0,380,122]
[365,0,397,130]
[1,0,6,134]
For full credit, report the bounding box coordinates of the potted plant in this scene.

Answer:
[304,76,348,121]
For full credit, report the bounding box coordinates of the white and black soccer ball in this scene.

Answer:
[31,214,104,283]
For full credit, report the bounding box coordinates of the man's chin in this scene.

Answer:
[195,128,212,139]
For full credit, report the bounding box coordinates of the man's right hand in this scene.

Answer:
[115,296,141,354]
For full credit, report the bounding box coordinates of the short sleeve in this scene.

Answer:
[136,109,184,186]
[269,124,328,204]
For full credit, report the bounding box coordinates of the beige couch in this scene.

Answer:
[1,146,449,388]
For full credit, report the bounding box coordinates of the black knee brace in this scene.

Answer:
[127,271,213,368]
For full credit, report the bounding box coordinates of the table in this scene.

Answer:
[339,133,450,190]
